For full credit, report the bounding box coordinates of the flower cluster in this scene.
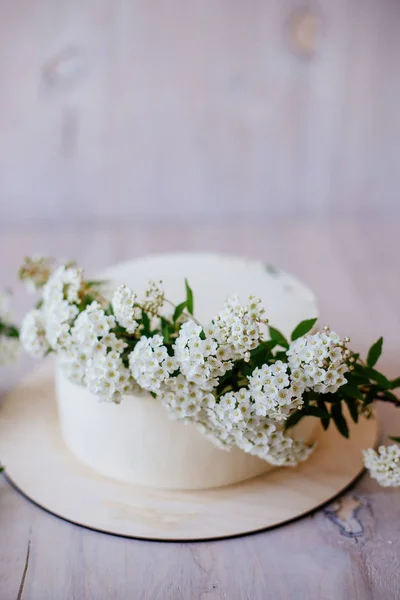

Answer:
[173,321,230,391]
[129,335,177,393]
[248,361,304,422]
[112,284,139,334]
[19,256,53,293]
[162,375,213,421]
[20,309,49,358]
[142,280,165,316]
[363,445,400,487]
[210,294,268,361]
[20,266,83,356]
[287,328,349,394]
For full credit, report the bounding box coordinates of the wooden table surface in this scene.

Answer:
[1,220,399,600]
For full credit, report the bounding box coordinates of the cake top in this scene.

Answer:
[101,252,318,338]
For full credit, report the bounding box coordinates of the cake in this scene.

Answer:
[55,253,319,490]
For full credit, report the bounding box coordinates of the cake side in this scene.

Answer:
[56,366,319,490]
[56,366,274,489]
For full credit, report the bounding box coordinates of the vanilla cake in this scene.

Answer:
[55,253,319,490]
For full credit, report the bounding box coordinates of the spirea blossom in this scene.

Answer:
[20,309,50,358]
[19,256,53,293]
[287,329,349,394]
[142,281,165,316]
[85,348,132,403]
[208,294,268,361]
[112,284,139,334]
[71,302,116,348]
[173,320,230,390]
[161,374,214,421]
[206,386,313,466]
[41,265,84,350]
[129,335,177,393]
[363,445,400,487]
[248,361,305,421]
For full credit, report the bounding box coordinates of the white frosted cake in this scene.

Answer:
[55,253,319,490]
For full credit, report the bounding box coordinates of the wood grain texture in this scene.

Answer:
[0,0,400,225]
[0,220,399,599]
[0,363,377,540]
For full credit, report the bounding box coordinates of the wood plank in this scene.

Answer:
[1,1,400,225]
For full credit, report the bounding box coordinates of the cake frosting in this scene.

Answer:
[55,253,319,490]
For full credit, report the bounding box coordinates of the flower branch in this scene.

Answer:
[0,256,399,486]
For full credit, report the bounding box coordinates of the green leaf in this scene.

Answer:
[306,406,330,419]
[341,384,364,401]
[268,326,289,349]
[250,341,272,358]
[382,390,400,405]
[161,318,170,343]
[391,377,400,389]
[389,436,400,443]
[86,279,106,286]
[367,336,383,368]
[185,279,194,315]
[363,366,391,389]
[331,403,349,438]
[3,324,19,339]
[290,318,318,341]
[173,301,187,322]
[364,387,378,406]
[347,371,371,386]
[317,397,330,430]
[344,397,359,423]
[141,312,151,336]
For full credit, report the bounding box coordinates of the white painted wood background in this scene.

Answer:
[1,0,400,226]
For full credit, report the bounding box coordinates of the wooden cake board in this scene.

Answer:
[0,364,378,541]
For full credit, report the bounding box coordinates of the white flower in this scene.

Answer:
[70,302,115,349]
[210,294,268,362]
[363,445,400,487]
[173,320,231,390]
[129,335,176,393]
[35,265,85,350]
[20,309,50,358]
[248,362,303,421]
[43,265,83,306]
[84,349,133,402]
[112,284,139,334]
[287,329,349,394]
[19,256,53,293]
[142,280,165,316]
[249,431,314,467]
[101,332,128,353]
[161,375,209,421]
[206,385,313,467]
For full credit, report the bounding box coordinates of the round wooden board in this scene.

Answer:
[0,364,378,541]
